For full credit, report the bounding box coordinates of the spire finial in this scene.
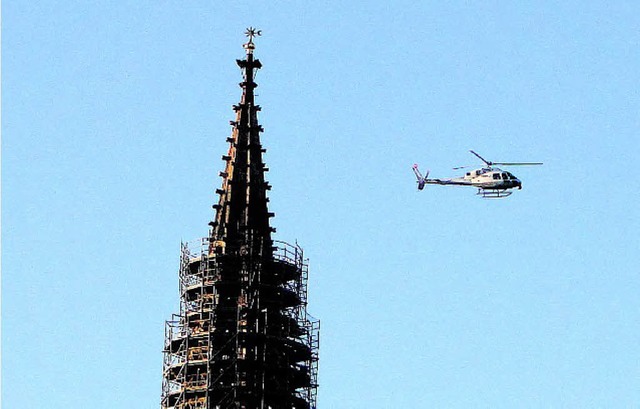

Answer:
[243,27,262,54]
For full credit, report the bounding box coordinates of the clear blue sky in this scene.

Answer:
[3,1,639,408]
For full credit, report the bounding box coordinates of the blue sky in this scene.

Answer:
[3,1,639,408]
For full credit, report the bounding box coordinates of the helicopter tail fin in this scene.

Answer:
[412,164,429,190]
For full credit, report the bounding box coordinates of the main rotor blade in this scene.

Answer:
[452,165,473,170]
[493,162,543,166]
[469,150,492,166]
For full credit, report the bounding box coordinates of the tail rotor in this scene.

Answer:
[412,164,429,190]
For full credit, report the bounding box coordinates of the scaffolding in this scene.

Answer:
[162,238,319,409]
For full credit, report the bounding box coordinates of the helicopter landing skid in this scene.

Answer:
[477,189,512,199]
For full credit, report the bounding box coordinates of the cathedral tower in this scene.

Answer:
[161,29,320,409]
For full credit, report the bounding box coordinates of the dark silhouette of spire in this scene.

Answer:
[162,29,319,409]
[210,27,273,257]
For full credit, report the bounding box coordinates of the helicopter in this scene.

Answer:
[412,150,542,198]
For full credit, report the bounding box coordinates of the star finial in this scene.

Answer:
[245,27,262,43]
[243,27,262,53]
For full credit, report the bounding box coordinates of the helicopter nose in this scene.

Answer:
[516,180,522,190]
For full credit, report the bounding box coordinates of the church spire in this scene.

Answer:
[210,28,273,255]
[162,30,319,409]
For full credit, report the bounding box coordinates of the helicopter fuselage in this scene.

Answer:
[426,167,522,191]
[463,167,522,190]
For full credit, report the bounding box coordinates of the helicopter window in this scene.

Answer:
[492,173,501,180]
[475,170,481,176]
[506,172,516,179]
[466,172,471,176]
[502,173,509,179]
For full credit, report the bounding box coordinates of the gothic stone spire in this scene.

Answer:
[209,29,273,256]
